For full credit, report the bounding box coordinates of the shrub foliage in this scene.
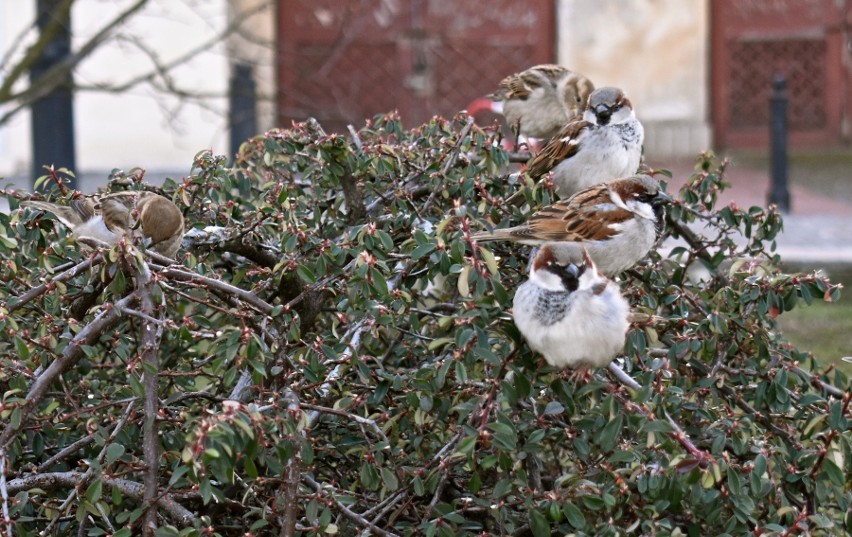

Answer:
[0,113,849,537]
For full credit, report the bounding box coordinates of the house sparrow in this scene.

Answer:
[472,175,669,276]
[488,64,595,140]
[513,245,629,369]
[22,191,184,258]
[527,86,644,199]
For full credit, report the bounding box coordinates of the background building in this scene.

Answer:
[1,0,850,186]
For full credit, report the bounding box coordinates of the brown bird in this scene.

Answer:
[22,191,184,258]
[512,245,629,369]
[472,175,669,276]
[526,86,644,199]
[489,64,595,140]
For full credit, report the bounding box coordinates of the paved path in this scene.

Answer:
[651,159,852,265]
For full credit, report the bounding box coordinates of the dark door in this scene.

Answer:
[276,0,555,133]
[711,0,851,149]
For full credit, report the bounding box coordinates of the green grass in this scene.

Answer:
[777,263,852,376]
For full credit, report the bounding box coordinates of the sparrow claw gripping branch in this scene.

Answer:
[22,191,184,259]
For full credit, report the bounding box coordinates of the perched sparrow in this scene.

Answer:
[472,175,669,276]
[489,64,595,140]
[22,191,184,258]
[513,245,629,369]
[527,86,644,199]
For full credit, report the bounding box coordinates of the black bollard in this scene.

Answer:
[229,62,258,160]
[30,0,77,190]
[768,73,790,212]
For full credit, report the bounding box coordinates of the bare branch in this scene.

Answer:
[37,433,95,472]
[0,447,11,537]
[135,261,163,536]
[0,0,74,100]
[154,263,275,315]
[7,471,196,526]
[0,293,135,450]
[77,1,271,95]
[4,254,102,313]
[302,474,401,537]
[607,361,642,391]
[1,0,149,126]
[279,390,301,537]
[301,403,390,448]
[41,401,136,535]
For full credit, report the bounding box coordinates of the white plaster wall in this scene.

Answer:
[0,0,229,184]
[557,0,712,157]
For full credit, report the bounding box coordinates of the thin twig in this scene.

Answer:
[279,390,302,537]
[4,255,101,313]
[607,361,641,391]
[300,403,390,448]
[155,264,275,315]
[302,475,401,537]
[41,401,136,534]
[0,293,136,451]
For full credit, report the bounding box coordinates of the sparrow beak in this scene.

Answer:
[652,191,672,206]
[594,104,612,125]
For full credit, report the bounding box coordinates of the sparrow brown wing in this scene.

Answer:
[525,186,634,242]
[98,198,132,234]
[69,199,96,222]
[492,64,566,101]
[526,118,590,178]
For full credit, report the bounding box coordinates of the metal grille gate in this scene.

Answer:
[711,0,851,148]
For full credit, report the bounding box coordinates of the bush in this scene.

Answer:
[0,112,849,536]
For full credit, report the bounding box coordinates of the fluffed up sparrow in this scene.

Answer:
[473,175,669,276]
[512,245,629,369]
[22,191,184,258]
[527,86,644,199]
[488,64,595,140]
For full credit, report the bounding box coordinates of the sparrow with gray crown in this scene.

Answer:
[22,191,184,258]
[512,245,629,369]
[489,64,595,141]
[527,86,644,199]
[473,175,669,276]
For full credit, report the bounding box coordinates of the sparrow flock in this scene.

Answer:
[482,65,669,372]
[18,63,663,377]
[22,191,184,258]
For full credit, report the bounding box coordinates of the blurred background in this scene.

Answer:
[1,0,850,368]
[3,0,851,179]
